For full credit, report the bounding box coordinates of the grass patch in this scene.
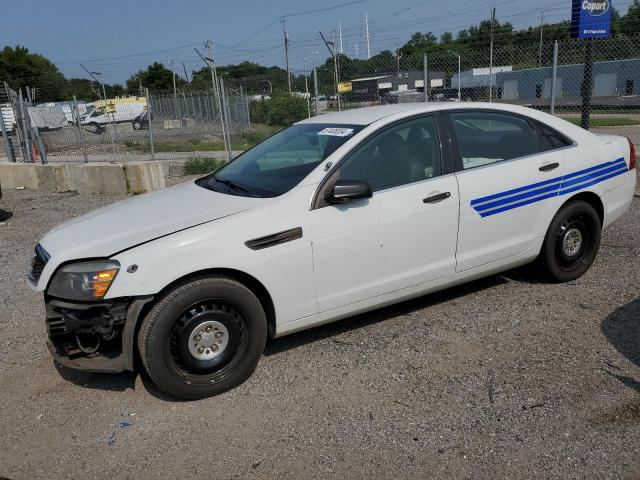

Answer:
[126,138,226,153]
[125,125,282,153]
[565,117,640,127]
[183,157,227,175]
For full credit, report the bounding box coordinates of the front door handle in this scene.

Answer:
[423,192,451,204]
[539,162,560,172]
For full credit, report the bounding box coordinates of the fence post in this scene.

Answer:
[0,104,14,162]
[19,90,32,163]
[145,88,155,161]
[73,96,89,163]
[214,85,228,156]
[219,77,233,161]
[245,89,251,130]
[33,130,47,164]
[423,54,429,102]
[550,41,559,115]
[313,67,319,116]
[580,38,594,130]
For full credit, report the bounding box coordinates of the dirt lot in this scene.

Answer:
[1,181,639,479]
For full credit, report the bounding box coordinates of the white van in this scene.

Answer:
[82,101,145,127]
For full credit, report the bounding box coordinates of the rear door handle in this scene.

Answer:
[539,162,560,172]
[423,192,451,204]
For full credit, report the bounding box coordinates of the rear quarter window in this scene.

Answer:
[534,121,574,152]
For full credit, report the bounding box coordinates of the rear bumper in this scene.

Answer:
[45,295,153,373]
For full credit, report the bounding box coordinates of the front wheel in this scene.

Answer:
[138,277,267,399]
[538,200,601,282]
[132,120,142,130]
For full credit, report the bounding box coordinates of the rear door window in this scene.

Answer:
[450,111,539,170]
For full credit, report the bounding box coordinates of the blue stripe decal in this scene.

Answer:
[561,157,625,181]
[472,157,627,218]
[475,182,561,212]
[469,157,625,206]
[470,176,562,206]
[560,163,626,189]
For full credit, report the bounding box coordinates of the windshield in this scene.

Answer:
[196,123,362,198]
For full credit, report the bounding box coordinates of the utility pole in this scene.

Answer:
[365,12,371,59]
[395,45,402,72]
[489,7,496,102]
[182,63,190,84]
[195,43,227,153]
[283,18,292,94]
[205,41,220,98]
[538,9,544,67]
[339,22,344,54]
[169,60,177,99]
[355,42,359,59]
[319,31,341,111]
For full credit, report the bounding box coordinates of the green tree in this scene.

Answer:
[0,45,69,101]
[620,0,640,36]
[126,62,185,94]
[440,32,454,45]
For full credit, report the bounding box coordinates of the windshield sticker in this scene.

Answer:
[318,127,354,137]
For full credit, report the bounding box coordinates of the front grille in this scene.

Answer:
[28,243,50,285]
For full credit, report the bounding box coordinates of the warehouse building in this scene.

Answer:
[496,59,640,105]
[342,71,447,103]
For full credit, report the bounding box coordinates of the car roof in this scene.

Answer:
[297,102,543,126]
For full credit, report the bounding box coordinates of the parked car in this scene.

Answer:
[132,110,150,130]
[28,103,636,399]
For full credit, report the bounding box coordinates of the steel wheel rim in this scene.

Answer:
[555,214,590,271]
[187,320,229,360]
[165,300,248,384]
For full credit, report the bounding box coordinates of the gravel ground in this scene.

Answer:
[1,181,639,479]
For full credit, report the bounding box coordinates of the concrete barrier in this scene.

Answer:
[75,164,127,195]
[0,163,38,189]
[123,161,165,194]
[0,161,165,195]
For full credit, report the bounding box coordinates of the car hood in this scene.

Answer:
[40,180,262,261]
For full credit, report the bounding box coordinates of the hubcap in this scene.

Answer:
[562,228,583,257]
[187,320,229,361]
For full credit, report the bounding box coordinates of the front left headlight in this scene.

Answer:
[48,260,120,301]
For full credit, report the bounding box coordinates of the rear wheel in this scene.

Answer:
[538,200,601,282]
[138,277,267,399]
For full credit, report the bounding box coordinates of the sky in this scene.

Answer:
[3,0,636,84]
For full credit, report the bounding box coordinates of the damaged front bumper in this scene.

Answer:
[45,295,153,373]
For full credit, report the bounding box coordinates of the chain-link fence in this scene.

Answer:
[1,36,639,167]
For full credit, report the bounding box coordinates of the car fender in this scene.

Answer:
[107,184,320,325]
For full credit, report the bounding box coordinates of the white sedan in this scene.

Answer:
[29,103,637,399]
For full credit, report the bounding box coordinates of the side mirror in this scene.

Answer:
[324,179,372,205]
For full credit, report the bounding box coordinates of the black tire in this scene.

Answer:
[538,200,601,282]
[138,277,267,400]
[132,121,141,130]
